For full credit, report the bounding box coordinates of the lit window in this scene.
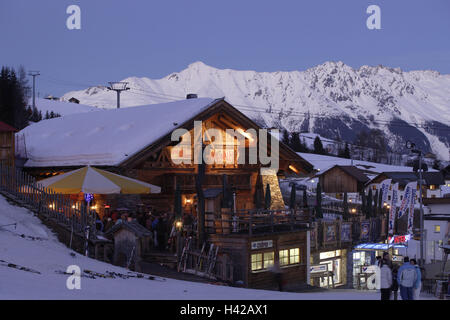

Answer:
[430,185,435,190]
[290,248,300,264]
[320,251,336,260]
[434,225,441,233]
[263,252,274,269]
[251,253,263,271]
[280,248,300,266]
[279,249,289,266]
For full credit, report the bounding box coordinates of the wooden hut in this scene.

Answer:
[105,221,152,272]
[318,165,370,194]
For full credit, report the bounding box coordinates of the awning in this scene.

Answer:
[38,166,161,194]
[354,243,407,251]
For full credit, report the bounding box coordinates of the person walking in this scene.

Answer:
[270,261,283,291]
[380,259,393,300]
[410,259,422,300]
[391,265,399,300]
[397,257,418,300]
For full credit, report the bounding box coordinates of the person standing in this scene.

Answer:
[410,259,422,300]
[380,259,393,300]
[391,265,399,300]
[270,260,283,291]
[397,257,418,300]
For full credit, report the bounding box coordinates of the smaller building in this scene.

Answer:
[420,198,450,263]
[367,171,446,200]
[44,95,60,101]
[68,97,80,104]
[318,165,370,195]
[105,221,152,272]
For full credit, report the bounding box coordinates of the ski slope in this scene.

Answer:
[0,195,428,300]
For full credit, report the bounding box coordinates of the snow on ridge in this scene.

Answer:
[29,98,100,116]
[60,61,450,160]
[297,152,437,174]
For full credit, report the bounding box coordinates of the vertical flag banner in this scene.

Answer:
[388,182,398,235]
[398,181,416,219]
[407,182,417,234]
[380,179,392,207]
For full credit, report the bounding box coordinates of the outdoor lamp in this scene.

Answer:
[175,220,183,230]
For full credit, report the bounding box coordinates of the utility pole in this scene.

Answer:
[418,150,424,267]
[28,71,40,110]
[107,82,129,109]
[406,141,425,267]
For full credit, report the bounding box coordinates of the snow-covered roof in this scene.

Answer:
[30,98,100,116]
[297,152,437,175]
[19,98,218,167]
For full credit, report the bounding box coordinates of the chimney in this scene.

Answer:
[186,93,198,99]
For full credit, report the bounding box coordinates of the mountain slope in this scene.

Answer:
[62,61,450,160]
[0,194,384,300]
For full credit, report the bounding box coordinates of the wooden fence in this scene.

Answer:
[205,208,312,236]
[0,163,98,245]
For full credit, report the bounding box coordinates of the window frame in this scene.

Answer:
[251,251,274,272]
[279,247,301,267]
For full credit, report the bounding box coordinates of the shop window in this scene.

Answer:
[280,248,300,266]
[320,251,336,260]
[251,253,263,271]
[434,225,440,233]
[290,248,300,264]
[279,249,289,266]
[263,252,274,269]
[251,252,274,272]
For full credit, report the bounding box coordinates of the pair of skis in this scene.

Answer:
[0,259,41,274]
[196,243,219,277]
[178,236,192,272]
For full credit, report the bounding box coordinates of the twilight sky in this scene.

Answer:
[1,0,450,96]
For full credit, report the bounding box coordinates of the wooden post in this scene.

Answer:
[249,210,253,236]
[270,210,274,233]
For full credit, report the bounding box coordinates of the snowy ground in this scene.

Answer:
[0,195,436,300]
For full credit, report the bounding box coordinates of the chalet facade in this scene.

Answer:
[17,97,314,290]
[318,165,370,195]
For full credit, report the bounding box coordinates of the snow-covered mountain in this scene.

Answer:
[62,61,450,160]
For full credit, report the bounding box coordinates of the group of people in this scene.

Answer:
[379,252,422,300]
[94,208,196,253]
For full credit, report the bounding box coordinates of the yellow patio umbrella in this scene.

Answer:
[38,166,161,194]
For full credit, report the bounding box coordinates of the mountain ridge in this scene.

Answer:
[61,61,450,161]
